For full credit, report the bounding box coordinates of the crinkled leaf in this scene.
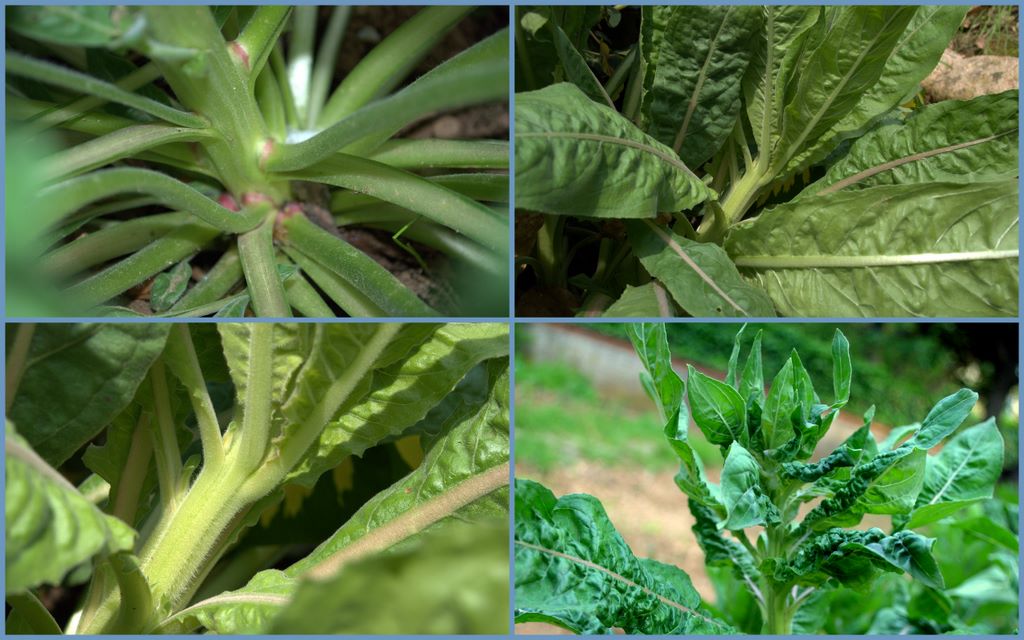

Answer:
[726,180,1019,317]
[806,91,1019,196]
[6,422,136,594]
[285,358,509,576]
[515,83,714,218]
[689,502,758,580]
[629,221,776,317]
[8,323,171,466]
[643,6,759,168]
[270,521,508,634]
[907,419,1003,528]
[686,365,747,447]
[514,479,731,634]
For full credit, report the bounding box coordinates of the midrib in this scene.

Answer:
[778,10,905,170]
[515,540,720,626]
[734,249,1018,269]
[673,9,731,152]
[927,438,982,506]
[518,131,698,179]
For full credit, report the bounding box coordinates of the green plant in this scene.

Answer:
[514,323,1011,634]
[5,322,509,633]
[7,6,509,317]
[514,5,1019,317]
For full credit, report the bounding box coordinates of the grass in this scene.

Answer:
[515,357,722,472]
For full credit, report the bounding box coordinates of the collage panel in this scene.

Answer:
[4,322,510,634]
[7,5,509,319]
[513,322,1019,634]
[514,5,1019,318]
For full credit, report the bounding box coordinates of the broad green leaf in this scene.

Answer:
[514,479,731,634]
[907,419,1003,528]
[6,422,135,593]
[725,180,1019,317]
[686,365,747,446]
[603,282,675,317]
[643,6,758,169]
[283,324,508,485]
[739,330,764,403]
[911,388,978,449]
[720,442,771,530]
[285,358,509,576]
[8,323,171,466]
[515,83,714,218]
[628,221,776,317]
[742,6,820,161]
[831,330,852,406]
[7,6,136,47]
[149,260,192,312]
[795,6,970,170]
[270,521,508,634]
[807,92,1018,197]
[774,7,917,174]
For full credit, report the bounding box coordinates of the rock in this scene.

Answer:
[922,48,1018,101]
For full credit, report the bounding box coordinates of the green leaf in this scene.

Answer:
[831,329,852,406]
[854,530,944,589]
[774,7,917,174]
[906,419,1003,528]
[6,422,135,594]
[514,479,731,634]
[515,83,715,218]
[7,6,136,47]
[627,323,683,423]
[628,221,776,317]
[806,91,1019,196]
[284,357,509,576]
[791,528,942,590]
[761,359,796,450]
[149,260,192,312]
[282,324,509,486]
[720,442,772,529]
[910,388,979,449]
[742,6,820,163]
[689,502,758,579]
[726,180,1019,317]
[643,6,758,168]
[739,330,764,404]
[271,521,508,634]
[724,325,747,389]
[686,365,747,446]
[603,282,675,317]
[8,323,171,466]
[549,23,612,108]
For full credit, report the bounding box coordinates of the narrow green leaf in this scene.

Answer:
[549,23,613,108]
[8,6,135,47]
[629,221,776,317]
[831,330,852,406]
[911,388,979,449]
[150,260,192,312]
[515,83,714,218]
[726,180,1019,317]
[762,359,796,450]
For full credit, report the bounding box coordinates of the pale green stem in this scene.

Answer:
[110,415,153,525]
[148,361,184,511]
[306,6,352,128]
[233,6,292,81]
[164,325,225,471]
[46,125,215,181]
[226,323,275,477]
[237,214,291,317]
[367,139,509,170]
[6,592,61,635]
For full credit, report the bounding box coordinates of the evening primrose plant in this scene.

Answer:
[7,6,509,317]
[5,322,510,634]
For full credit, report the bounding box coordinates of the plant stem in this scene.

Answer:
[226,323,275,477]
[111,415,153,525]
[237,214,291,317]
[142,6,278,196]
[5,323,35,411]
[279,259,334,317]
[47,125,214,181]
[164,325,225,471]
[233,6,292,80]
[148,361,184,511]
[318,6,472,125]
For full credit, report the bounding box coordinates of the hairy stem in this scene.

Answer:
[164,325,225,471]
[237,215,291,317]
[148,361,184,511]
[5,323,36,411]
